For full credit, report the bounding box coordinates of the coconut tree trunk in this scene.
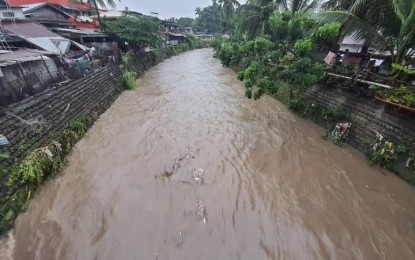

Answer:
[89,0,101,29]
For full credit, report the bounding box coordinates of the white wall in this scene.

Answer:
[0,7,25,19]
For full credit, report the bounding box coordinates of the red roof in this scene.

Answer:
[8,0,91,11]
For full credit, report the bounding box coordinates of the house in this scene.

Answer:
[197,34,214,41]
[93,7,143,20]
[161,20,181,33]
[52,27,119,63]
[7,0,99,30]
[184,27,194,35]
[21,3,72,28]
[339,35,365,53]
[0,48,59,106]
[1,3,88,53]
[162,32,186,46]
[0,0,25,19]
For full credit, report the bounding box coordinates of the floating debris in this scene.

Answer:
[161,170,174,182]
[324,122,351,146]
[196,200,208,224]
[192,168,205,185]
[159,151,196,182]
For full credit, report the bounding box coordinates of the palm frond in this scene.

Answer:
[317,11,393,52]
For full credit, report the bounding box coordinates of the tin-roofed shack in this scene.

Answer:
[0,49,59,106]
[52,28,119,65]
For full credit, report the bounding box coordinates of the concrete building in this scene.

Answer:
[7,0,99,30]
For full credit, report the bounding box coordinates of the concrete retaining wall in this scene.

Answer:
[306,85,415,182]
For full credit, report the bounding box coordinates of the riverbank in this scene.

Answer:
[213,43,415,185]
[0,44,207,235]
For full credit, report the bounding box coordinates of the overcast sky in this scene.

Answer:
[117,0,246,19]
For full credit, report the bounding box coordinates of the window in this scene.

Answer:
[2,12,15,18]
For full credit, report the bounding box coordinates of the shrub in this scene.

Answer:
[218,43,233,67]
[313,22,341,45]
[122,71,137,90]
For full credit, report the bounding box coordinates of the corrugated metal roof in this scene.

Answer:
[52,27,109,37]
[0,48,55,67]
[168,32,186,38]
[2,20,58,38]
[21,3,45,12]
[21,3,72,18]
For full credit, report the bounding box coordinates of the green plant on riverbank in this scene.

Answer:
[0,120,86,234]
[371,85,415,108]
[120,53,138,90]
[122,71,138,90]
[215,11,336,101]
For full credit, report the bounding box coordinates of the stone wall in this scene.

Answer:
[0,58,58,106]
[0,65,123,170]
[306,85,415,182]
[0,46,194,170]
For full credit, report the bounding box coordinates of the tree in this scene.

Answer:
[194,0,223,34]
[218,0,240,38]
[177,17,195,28]
[238,0,276,39]
[72,0,118,23]
[101,16,161,48]
[277,0,319,15]
[318,0,415,65]
[320,0,354,10]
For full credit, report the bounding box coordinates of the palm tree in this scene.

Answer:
[239,0,277,39]
[320,0,354,10]
[318,0,415,65]
[71,0,118,22]
[238,0,320,39]
[218,0,240,39]
[277,0,319,15]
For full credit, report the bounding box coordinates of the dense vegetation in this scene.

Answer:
[214,4,340,101]
[101,16,162,48]
[211,0,415,172]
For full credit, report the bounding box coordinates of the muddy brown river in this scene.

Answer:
[1,49,415,260]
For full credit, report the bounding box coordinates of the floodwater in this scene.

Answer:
[1,49,415,260]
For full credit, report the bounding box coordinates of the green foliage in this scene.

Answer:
[392,64,415,76]
[149,51,158,65]
[210,36,224,50]
[289,98,307,111]
[218,43,233,66]
[323,106,350,121]
[317,0,415,65]
[69,120,85,137]
[369,138,397,167]
[0,116,90,234]
[122,71,137,90]
[166,46,177,56]
[373,86,415,107]
[313,22,341,45]
[396,145,407,154]
[194,2,222,34]
[177,17,195,28]
[245,88,253,99]
[237,71,245,81]
[0,153,10,159]
[294,39,313,57]
[102,16,161,47]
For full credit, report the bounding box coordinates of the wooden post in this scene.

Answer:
[40,55,55,83]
